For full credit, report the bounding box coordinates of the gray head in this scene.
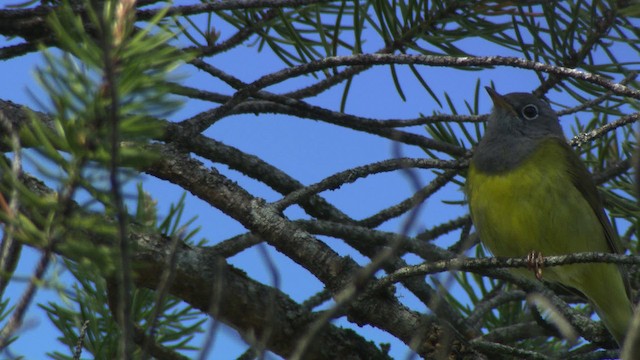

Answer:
[484,87,563,139]
[472,87,565,173]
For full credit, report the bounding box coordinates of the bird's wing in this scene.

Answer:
[554,137,630,296]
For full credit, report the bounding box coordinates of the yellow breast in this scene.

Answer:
[466,139,610,258]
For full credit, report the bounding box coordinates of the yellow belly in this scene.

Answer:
[466,140,611,284]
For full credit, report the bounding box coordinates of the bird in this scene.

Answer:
[465,87,632,346]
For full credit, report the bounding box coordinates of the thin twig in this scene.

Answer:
[137,0,336,19]
[466,290,526,330]
[0,109,22,296]
[185,61,467,156]
[534,7,618,97]
[183,54,640,134]
[471,338,551,360]
[72,320,90,360]
[416,215,471,242]
[209,232,263,257]
[372,252,640,292]
[570,113,640,148]
[274,158,463,211]
[358,168,460,228]
[556,72,638,116]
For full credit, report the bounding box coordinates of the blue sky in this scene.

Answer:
[0,39,474,360]
[1,2,637,359]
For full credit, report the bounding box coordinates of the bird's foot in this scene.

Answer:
[526,251,544,280]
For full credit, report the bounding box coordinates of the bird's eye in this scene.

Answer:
[521,104,539,120]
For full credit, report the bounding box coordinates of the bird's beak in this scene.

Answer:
[485,87,516,115]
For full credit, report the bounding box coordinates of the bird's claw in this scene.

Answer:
[527,251,544,280]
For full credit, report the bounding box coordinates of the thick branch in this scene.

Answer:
[8,172,390,360]
[142,143,467,356]
[131,229,391,360]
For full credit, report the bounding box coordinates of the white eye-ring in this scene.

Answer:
[521,104,539,120]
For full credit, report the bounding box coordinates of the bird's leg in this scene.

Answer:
[527,251,544,280]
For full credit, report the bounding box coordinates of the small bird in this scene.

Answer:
[465,87,632,346]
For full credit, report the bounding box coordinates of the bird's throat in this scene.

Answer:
[471,135,544,174]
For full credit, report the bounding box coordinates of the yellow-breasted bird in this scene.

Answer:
[465,87,632,346]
